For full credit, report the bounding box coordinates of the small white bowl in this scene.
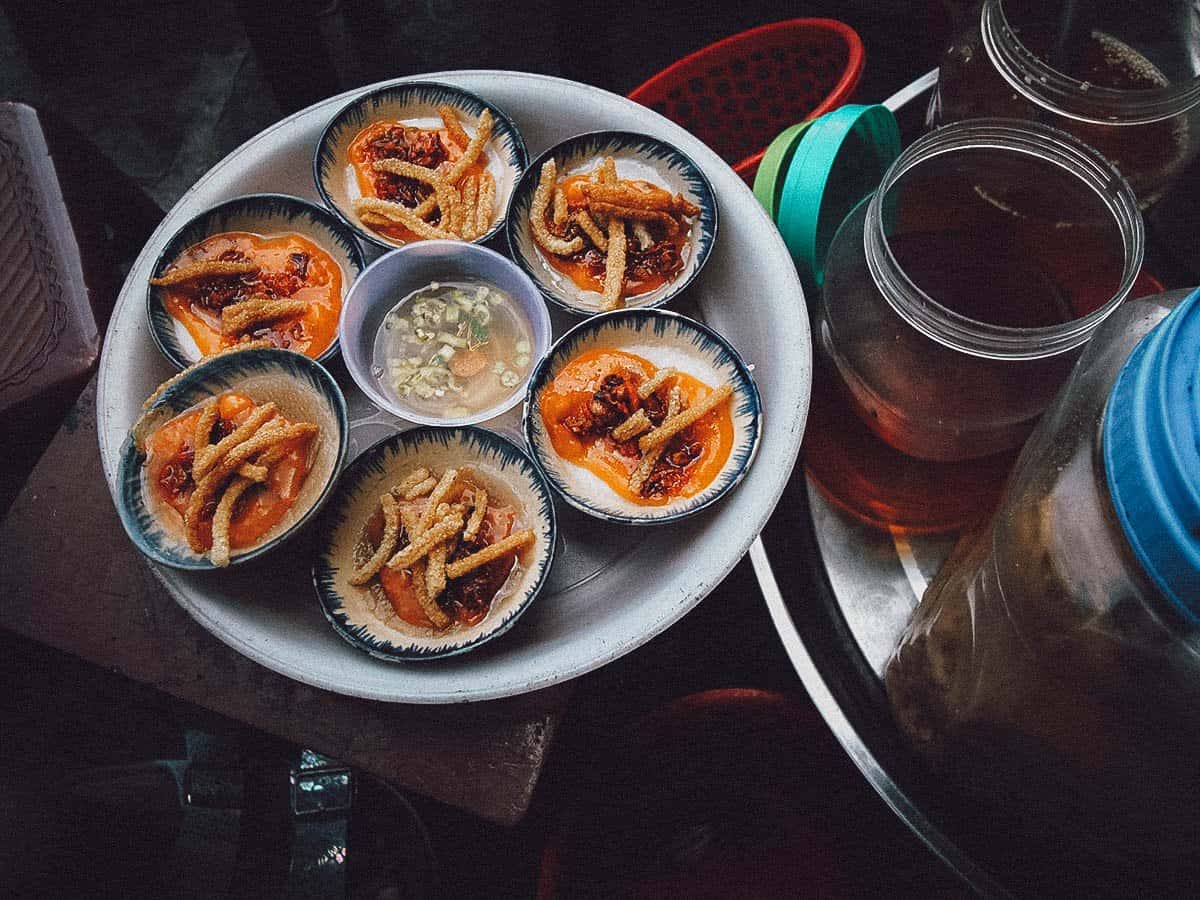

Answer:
[339,240,552,427]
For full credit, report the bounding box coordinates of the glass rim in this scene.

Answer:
[864,118,1145,361]
[982,0,1200,126]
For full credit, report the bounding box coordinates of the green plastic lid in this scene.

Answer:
[774,104,901,298]
[753,120,817,220]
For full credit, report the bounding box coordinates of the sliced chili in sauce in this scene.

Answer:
[538,349,734,505]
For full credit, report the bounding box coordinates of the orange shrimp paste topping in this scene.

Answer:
[542,175,689,297]
[348,120,488,243]
[143,392,316,550]
[538,349,733,505]
[159,232,342,359]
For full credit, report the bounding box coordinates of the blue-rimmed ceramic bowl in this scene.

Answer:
[339,240,552,427]
[523,309,760,524]
[116,347,349,570]
[313,426,557,661]
[146,193,366,370]
[506,131,718,316]
[314,81,528,250]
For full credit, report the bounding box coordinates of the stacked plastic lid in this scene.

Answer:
[754,104,901,298]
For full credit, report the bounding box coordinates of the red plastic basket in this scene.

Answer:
[627,19,865,183]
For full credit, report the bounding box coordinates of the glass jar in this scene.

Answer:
[817,118,1141,457]
[885,287,1200,861]
[806,119,1142,531]
[933,0,1200,206]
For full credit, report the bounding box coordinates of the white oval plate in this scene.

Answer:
[96,71,811,704]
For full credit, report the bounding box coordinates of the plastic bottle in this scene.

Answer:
[886,286,1200,860]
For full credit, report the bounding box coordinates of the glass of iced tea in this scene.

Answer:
[807,119,1143,533]
[932,0,1200,206]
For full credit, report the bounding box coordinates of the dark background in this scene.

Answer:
[0,0,952,210]
[0,2,970,898]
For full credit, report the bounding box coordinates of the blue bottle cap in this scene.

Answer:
[1103,287,1200,620]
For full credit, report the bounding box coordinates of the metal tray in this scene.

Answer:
[753,70,1200,897]
[96,71,810,704]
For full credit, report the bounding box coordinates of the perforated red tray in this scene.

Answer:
[628,19,864,183]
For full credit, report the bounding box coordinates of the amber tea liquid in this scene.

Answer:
[806,152,1139,533]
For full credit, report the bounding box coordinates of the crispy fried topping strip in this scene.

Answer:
[192,399,219,464]
[371,157,461,234]
[220,297,309,335]
[412,193,439,219]
[459,175,479,240]
[463,487,488,543]
[438,104,470,149]
[630,385,684,495]
[611,408,652,442]
[443,109,494,186]
[210,476,255,568]
[349,493,401,586]
[386,512,465,570]
[412,559,450,629]
[185,421,319,553]
[572,208,608,251]
[402,475,438,500]
[581,183,676,211]
[416,468,462,535]
[193,401,279,481]
[353,197,457,241]
[586,201,680,233]
[237,462,269,482]
[596,156,617,184]
[639,384,733,453]
[425,544,449,600]
[531,160,584,257]
[600,217,627,311]
[444,528,534,580]
[553,186,568,229]
[149,259,258,287]
[475,170,496,238]
[637,367,677,400]
[394,467,432,498]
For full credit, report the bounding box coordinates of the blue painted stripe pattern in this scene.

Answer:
[312,426,557,661]
[146,193,366,371]
[313,81,528,249]
[116,348,349,570]
[522,309,760,524]
[505,130,718,316]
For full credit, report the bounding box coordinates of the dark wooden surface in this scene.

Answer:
[0,377,570,827]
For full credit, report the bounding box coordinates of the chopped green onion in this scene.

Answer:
[436,332,468,348]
